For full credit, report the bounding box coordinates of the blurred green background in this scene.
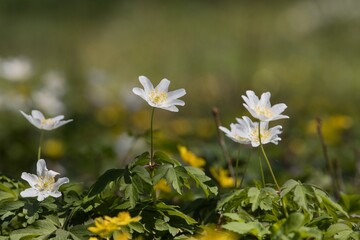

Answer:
[1,0,360,192]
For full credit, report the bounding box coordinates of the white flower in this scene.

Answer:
[242,90,289,122]
[219,122,251,145]
[220,116,282,147]
[0,57,32,81]
[132,76,186,112]
[20,159,69,201]
[20,110,73,131]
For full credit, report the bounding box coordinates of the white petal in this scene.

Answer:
[165,99,185,107]
[138,76,154,93]
[259,92,271,108]
[31,110,45,120]
[36,159,48,177]
[53,177,69,190]
[48,191,62,198]
[219,126,231,135]
[167,89,186,101]
[155,79,170,92]
[20,188,38,198]
[271,103,287,115]
[37,192,47,201]
[21,173,38,188]
[162,105,179,112]
[52,115,65,122]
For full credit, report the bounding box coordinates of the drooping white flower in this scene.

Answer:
[132,76,186,112]
[220,116,282,147]
[242,90,289,122]
[20,110,73,131]
[20,159,69,201]
[219,122,251,145]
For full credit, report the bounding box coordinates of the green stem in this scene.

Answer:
[37,131,44,160]
[150,107,155,166]
[258,148,265,188]
[234,147,240,188]
[260,144,280,190]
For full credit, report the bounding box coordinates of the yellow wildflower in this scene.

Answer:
[114,231,130,240]
[44,138,64,158]
[89,237,99,240]
[178,145,206,168]
[194,226,238,240]
[113,212,141,226]
[88,212,141,238]
[307,115,352,145]
[155,178,172,193]
[88,217,118,238]
[210,167,237,188]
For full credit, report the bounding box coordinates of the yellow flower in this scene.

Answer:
[307,115,352,145]
[114,231,130,240]
[194,226,238,240]
[178,145,206,168]
[113,212,142,226]
[89,237,99,240]
[88,212,141,238]
[88,217,118,238]
[44,139,64,158]
[210,167,237,188]
[155,179,172,193]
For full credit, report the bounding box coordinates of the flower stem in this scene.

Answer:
[258,148,265,188]
[260,144,280,190]
[150,107,155,166]
[37,131,44,160]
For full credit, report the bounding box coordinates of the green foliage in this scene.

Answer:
[217,180,360,239]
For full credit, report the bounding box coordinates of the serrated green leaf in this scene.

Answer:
[223,213,242,221]
[280,179,299,197]
[10,220,57,240]
[325,223,358,240]
[165,166,182,194]
[248,187,277,212]
[184,166,217,197]
[294,184,308,211]
[154,151,181,166]
[87,169,124,197]
[0,200,24,215]
[248,187,261,212]
[222,221,270,238]
[131,165,152,185]
[155,219,168,231]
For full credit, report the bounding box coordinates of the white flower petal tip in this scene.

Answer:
[132,76,186,112]
[241,90,289,122]
[20,159,69,202]
[221,117,282,147]
[20,110,73,131]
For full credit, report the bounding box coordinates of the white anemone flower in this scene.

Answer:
[20,159,69,201]
[219,122,251,145]
[132,76,186,112]
[238,116,282,147]
[20,110,73,131]
[242,90,289,122]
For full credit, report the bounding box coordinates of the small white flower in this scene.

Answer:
[132,76,186,112]
[219,122,251,144]
[20,159,69,201]
[220,116,282,147]
[242,90,289,122]
[0,57,32,81]
[20,110,73,131]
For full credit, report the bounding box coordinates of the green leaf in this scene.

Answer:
[132,165,152,185]
[294,184,308,211]
[154,151,181,166]
[325,223,359,240]
[156,202,197,225]
[315,189,349,218]
[166,166,181,194]
[222,221,270,238]
[184,166,218,197]
[87,168,124,197]
[0,200,24,215]
[280,179,299,198]
[10,220,57,240]
[248,187,277,212]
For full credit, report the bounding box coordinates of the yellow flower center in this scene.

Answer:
[251,128,271,144]
[41,118,55,126]
[37,176,55,191]
[149,90,167,104]
[255,106,273,118]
